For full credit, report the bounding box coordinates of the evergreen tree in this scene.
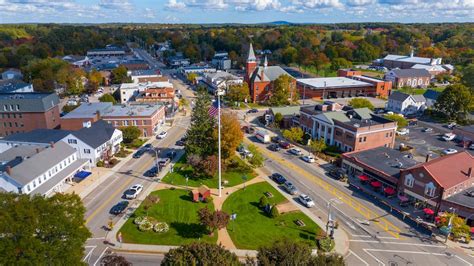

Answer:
[185,89,217,157]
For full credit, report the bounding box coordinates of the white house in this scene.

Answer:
[202,71,243,94]
[0,142,89,196]
[386,91,426,115]
[61,120,123,165]
[119,81,173,103]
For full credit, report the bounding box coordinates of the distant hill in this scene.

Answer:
[264,21,294,25]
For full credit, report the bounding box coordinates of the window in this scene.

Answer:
[359,137,363,142]
[386,133,389,137]
[84,149,91,154]
[68,139,77,144]
[418,79,423,85]
[16,104,19,111]
[9,105,13,111]
[12,114,15,119]
[18,113,22,118]
[425,182,436,197]
[33,180,36,188]
[363,137,367,142]
[3,105,7,111]
[123,120,128,126]
[404,174,414,188]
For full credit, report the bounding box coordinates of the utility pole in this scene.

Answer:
[217,89,223,197]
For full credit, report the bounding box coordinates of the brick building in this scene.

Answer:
[337,69,392,98]
[135,87,175,103]
[0,93,60,137]
[61,102,165,137]
[244,43,296,103]
[384,69,431,88]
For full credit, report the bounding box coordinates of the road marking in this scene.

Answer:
[85,177,135,225]
[363,249,385,266]
[83,246,96,263]
[364,248,472,265]
[348,250,369,266]
[93,247,109,266]
[246,138,402,239]
[455,255,473,266]
[349,239,444,247]
[351,234,398,240]
[87,237,105,240]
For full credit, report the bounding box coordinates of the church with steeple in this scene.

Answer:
[244,43,295,103]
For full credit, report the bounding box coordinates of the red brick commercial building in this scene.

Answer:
[61,102,165,137]
[244,43,296,103]
[0,93,60,137]
[384,69,431,88]
[135,87,175,103]
[337,69,392,98]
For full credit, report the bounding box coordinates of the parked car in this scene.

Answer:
[176,140,185,146]
[167,151,177,159]
[158,158,171,167]
[289,148,303,156]
[271,136,282,143]
[442,148,458,155]
[247,108,258,113]
[133,149,145,159]
[447,122,457,129]
[144,143,153,150]
[422,127,433,133]
[144,166,158,177]
[279,142,291,149]
[396,128,410,136]
[124,184,144,199]
[301,155,315,163]
[157,131,167,139]
[470,143,474,150]
[298,194,315,208]
[271,173,287,184]
[327,169,346,180]
[268,143,281,151]
[110,201,129,215]
[442,133,456,141]
[283,181,298,195]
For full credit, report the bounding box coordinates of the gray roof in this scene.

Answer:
[352,108,373,120]
[62,102,112,119]
[102,104,163,117]
[412,94,426,103]
[270,106,301,117]
[0,145,46,170]
[251,66,291,82]
[296,77,371,89]
[9,142,76,186]
[383,54,433,64]
[345,146,420,181]
[444,188,474,209]
[390,69,431,78]
[389,91,411,102]
[0,79,31,93]
[247,43,256,61]
[1,129,71,144]
[0,93,59,112]
[72,120,117,149]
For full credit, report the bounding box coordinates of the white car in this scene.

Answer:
[469,143,474,150]
[442,148,458,155]
[298,194,315,208]
[447,122,457,129]
[157,131,167,139]
[396,128,410,136]
[289,148,303,156]
[124,184,144,199]
[301,155,315,163]
[422,127,433,133]
[442,133,456,141]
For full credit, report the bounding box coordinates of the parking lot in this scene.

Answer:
[395,124,473,159]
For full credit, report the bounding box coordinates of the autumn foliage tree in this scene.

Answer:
[218,112,243,162]
[197,207,230,236]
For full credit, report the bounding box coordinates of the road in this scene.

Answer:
[241,112,473,265]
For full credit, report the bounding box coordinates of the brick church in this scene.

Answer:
[244,43,296,103]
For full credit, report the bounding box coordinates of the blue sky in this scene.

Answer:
[0,0,473,24]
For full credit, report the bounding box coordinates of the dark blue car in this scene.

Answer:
[271,173,286,184]
[110,201,129,215]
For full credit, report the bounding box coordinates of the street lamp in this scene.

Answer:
[216,88,224,198]
[326,198,341,237]
[445,207,456,243]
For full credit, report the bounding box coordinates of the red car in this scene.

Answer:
[279,142,291,149]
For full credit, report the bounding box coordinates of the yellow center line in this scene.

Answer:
[245,138,402,239]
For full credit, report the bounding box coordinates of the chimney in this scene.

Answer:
[468,167,473,178]
[50,141,54,148]
[36,148,40,154]
[425,153,431,162]
[5,165,11,175]
[96,110,101,121]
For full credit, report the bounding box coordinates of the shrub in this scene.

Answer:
[138,220,154,231]
[109,158,119,166]
[270,205,279,218]
[259,196,269,208]
[96,161,105,167]
[318,237,335,252]
[134,216,147,225]
[204,196,213,204]
[154,222,170,233]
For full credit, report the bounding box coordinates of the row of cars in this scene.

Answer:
[266,137,317,164]
[110,184,144,215]
[270,173,315,208]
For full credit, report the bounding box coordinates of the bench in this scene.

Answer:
[295,219,306,227]
[264,192,273,198]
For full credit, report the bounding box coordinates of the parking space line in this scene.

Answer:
[347,250,369,266]
[363,249,385,266]
[246,138,402,239]
[83,246,96,263]
[455,255,473,266]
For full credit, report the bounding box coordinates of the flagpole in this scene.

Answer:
[218,91,222,197]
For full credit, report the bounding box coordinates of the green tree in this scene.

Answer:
[434,84,474,121]
[270,205,279,218]
[255,238,345,266]
[330,57,352,71]
[161,243,240,266]
[309,138,327,155]
[348,98,374,110]
[269,74,295,106]
[99,93,117,104]
[219,112,243,161]
[111,65,131,84]
[273,112,283,127]
[461,64,474,89]
[226,83,250,103]
[187,73,198,84]
[384,114,408,129]
[259,195,269,208]
[120,126,141,143]
[185,89,217,157]
[0,193,91,265]
[248,144,264,167]
[283,127,304,143]
[100,254,131,266]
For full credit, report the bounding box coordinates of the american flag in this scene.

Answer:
[208,101,220,117]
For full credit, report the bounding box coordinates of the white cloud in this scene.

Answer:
[346,0,376,6]
[292,0,342,8]
[165,0,186,10]
[98,0,133,10]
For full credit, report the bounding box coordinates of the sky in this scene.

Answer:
[0,0,473,24]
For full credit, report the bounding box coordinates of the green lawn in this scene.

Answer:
[119,189,217,245]
[396,86,445,95]
[161,156,256,188]
[222,182,321,250]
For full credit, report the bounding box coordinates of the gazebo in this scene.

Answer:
[191,185,211,202]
